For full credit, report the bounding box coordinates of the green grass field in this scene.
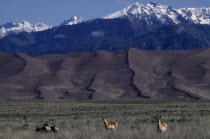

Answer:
[0,100,210,139]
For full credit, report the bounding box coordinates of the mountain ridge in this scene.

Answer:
[0,23,209,56]
[0,2,209,56]
[0,21,52,38]
[1,2,210,39]
[60,16,85,26]
[104,2,210,25]
[0,16,85,38]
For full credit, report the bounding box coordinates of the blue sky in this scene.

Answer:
[1,0,210,25]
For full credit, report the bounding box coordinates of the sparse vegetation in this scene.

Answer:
[0,100,210,139]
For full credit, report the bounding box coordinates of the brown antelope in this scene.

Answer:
[43,122,51,132]
[50,124,59,133]
[36,122,51,133]
[156,115,167,133]
[102,116,118,130]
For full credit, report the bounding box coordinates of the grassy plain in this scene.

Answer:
[0,100,210,139]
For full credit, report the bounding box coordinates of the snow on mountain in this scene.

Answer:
[33,23,52,31]
[60,16,84,26]
[104,2,184,24]
[178,8,210,24]
[1,2,210,39]
[0,16,84,38]
[0,21,52,38]
[104,2,210,25]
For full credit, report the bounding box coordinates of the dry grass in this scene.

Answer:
[0,100,210,139]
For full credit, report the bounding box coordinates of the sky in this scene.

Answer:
[1,0,210,25]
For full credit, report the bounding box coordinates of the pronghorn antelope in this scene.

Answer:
[36,122,51,133]
[102,116,118,130]
[156,115,167,133]
[43,123,51,132]
[50,124,59,133]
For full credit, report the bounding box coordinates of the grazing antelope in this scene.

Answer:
[43,122,51,132]
[36,122,51,133]
[50,124,59,133]
[36,126,50,133]
[102,116,118,130]
[156,115,167,133]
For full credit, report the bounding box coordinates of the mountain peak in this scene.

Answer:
[178,8,210,24]
[0,16,85,38]
[104,2,178,20]
[104,2,144,19]
[103,2,189,24]
[60,16,85,26]
[0,21,51,38]
[18,21,32,27]
[132,2,141,6]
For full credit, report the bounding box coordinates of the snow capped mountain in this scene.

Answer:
[60,16,84,26]
[1,2,210,39]
[0,16,84,38]
[178,8,210,24]
[0,21,52,38]
[104,2,210,25]
[104,2,185,24]
[33,22,52,31]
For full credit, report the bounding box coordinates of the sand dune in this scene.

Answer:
[0,48,210,100]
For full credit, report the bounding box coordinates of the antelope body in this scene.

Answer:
[43,123,51,132]
[36,122,56,133]
[50,125,59,133]
[36,126,50,133]
[102,117,118,130]
[156,115,167,133]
